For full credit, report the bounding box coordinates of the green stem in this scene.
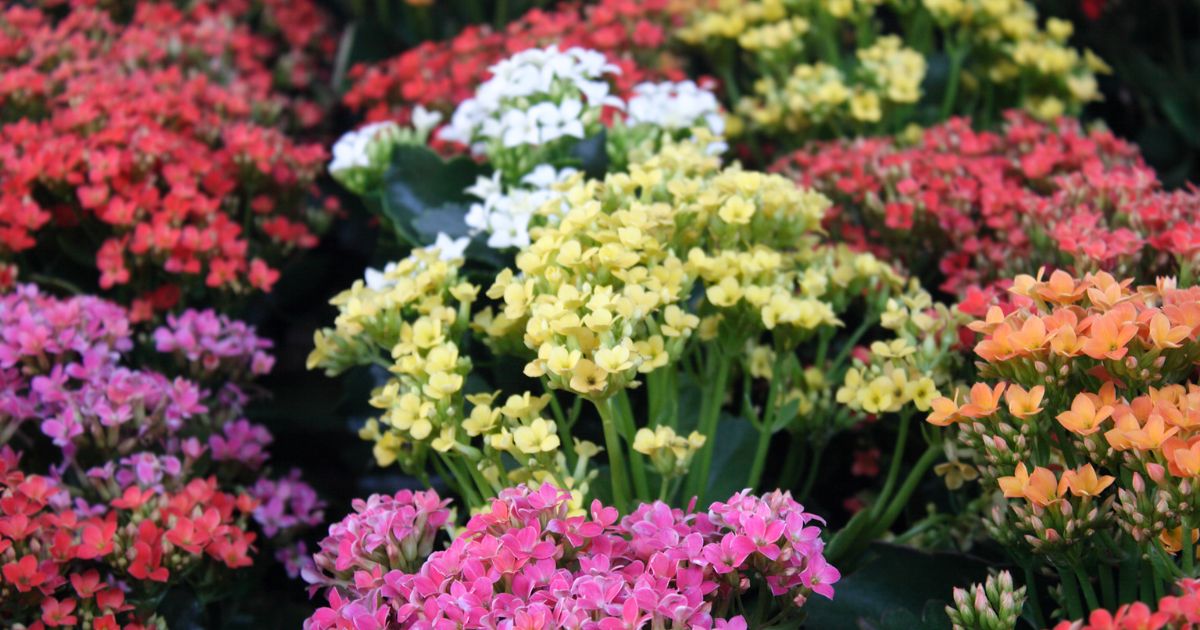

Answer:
[746,421,774,492]
[798,446,824,501]
[686,351,733,502]
[1058,566,1086,621]
[1184,518,1195,576]
[1099,563,1116,610]
[863,443,941,542]
[1074,564,1101,611]
[872,409,913,519]
[940,43,969,120]
[1023,563,1046,630]
[617,390,650,501]
[594,397,632,511]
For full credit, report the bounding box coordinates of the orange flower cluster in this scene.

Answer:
[927,269,1200,559]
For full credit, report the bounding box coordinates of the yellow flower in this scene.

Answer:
[513,418,561,454]
[718,196,756,224]
[569,359,608,395]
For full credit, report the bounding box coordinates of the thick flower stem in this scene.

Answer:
[1184,519,1195,576]
[871,408,914,520]
[686,352,732,503]
[594,397,632,511]
[617,390,650,501]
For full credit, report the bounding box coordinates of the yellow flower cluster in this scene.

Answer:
[922,0,1106,118]
[734,36,926,132]
[308,248,477,469]
[482,136,838,398]
[308,248,592,507]
[679,0,1103,139]
[836,281,965,416]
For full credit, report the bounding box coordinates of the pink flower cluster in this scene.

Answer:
[0,1,337,315]
[772,112,1200,310]
[153,308,275,382]
[304,488,451,592]
[304,484,837,629]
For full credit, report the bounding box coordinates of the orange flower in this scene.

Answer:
[967,306,1009,334]
[1023,466,1064,507]
[1104,410,1142,451]
[999,463,1064,507]
[1056,392,1113,436]
[1038,270,1089,305]
[1060,464,1114,497]
[974,323,1016,362]
[1147,312,1191,350]
[1085,272,1133,311]
[1010,316,1052,355]
[1122,414,1180,451]
[998,462,1032,499]
[1081,312,1139,361]
[1159,527,1200,555]
[1163,436,1200,477]
[959,382,1007,419]
[1005,385,1045,419]
[926,393,962,427]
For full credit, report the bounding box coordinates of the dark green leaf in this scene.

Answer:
[804,543,991,630]
[570,130,609,180]
[381,144,487,247]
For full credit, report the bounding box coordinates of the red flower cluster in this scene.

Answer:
[772,112,1200,312]
[1054,578,1200,630]
[0,448,259,628]
[343,0,689,126]
[0,0,337,315]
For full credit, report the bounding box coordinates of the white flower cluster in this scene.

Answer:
[624,80,728,156]
[328,106,443,193]
[626,80,725,134]
[438,46,623,153]
[463,165,577,249]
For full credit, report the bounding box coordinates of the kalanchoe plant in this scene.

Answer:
[1052,577,1200,629]
[0,1,335,316]
[926,270,1200,626]
[304,483,838,629]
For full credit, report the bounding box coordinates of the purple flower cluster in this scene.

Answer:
[0,284,324,582]
[304,484,838,630]
[153,308,275,381]
[252,469,328,539]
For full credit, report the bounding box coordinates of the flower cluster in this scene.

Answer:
[945,571,1027,630]
[680,0,1104,143]
[0,1,335,314]
[308,247,595,511]
[153,308,275,383]
[1053,578,1200,630]
[305,483,836,629]
[0,284,323,611]
[927,270,1200,621]
[328,111,443,195]
[0,447,260,626]
[773,113,1199,302]
[342,0,689,126]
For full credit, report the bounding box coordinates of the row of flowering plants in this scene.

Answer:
[5,0,1200,627]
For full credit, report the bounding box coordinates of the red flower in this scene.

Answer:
[3,554,48,592]
[41,597,77,627]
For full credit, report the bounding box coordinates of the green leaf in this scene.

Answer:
[804,543,992,630]
[705,414,758,500]
[380,144,487,247]
[570,130,609,180]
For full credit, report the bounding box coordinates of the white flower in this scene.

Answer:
[521,165,577,189]
[411,105,443,136]
[486,211,531,250]
[329,121,400,174]
[363,261,399,291]
[425,232,470,261]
